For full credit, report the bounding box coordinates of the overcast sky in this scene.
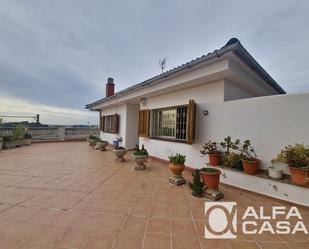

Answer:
[0,0,309,125]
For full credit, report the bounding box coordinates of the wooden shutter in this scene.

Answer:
[101,116,105,132]
[138,110,150,137]
[187,99,196,144]
[111,114,119,133]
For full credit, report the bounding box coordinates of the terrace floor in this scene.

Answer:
[0,142,308,249]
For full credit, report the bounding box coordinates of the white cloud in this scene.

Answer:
[0,93,97,125]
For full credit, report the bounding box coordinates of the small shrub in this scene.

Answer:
[273,144,309,169]
[133,144,148,156]
[189,169,204,197]
[223,152,244,170]
[220,136,257,160]
[24,133,32,139]
[168,153,186,165]
[12,124,26,140]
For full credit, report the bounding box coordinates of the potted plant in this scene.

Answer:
[132,145,149,170]
[23,133,32,146]
[87,135,99,146]
[95,140,109,151]
[200,140,222,166]
[268,166,283,179]
[189,169,204,197]
[200,167,221,190]
[222,152,244,171]
[12,124,25,147]
[221,137,260,174]
[273,144,309,186]
[113,146,127,162]
[168,153,186,177]
[0,136,3,150]
[2,135,17,149]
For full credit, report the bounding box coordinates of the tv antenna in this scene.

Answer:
[159,57,166,73]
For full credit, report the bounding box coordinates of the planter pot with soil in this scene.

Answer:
[289,167,309,186]
[242,159,260,174]
[132,154,148,170]
[0,139,3,150]
[95,141,109,151]
[113,148,127,162]
[200,167,221,190]
[3,139,23,149]
[208,153,222,166]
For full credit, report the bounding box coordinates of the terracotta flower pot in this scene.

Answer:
[200,168,221,190]
[208,153,222,166]
[289,167,309,186]
[169,163,185,177]
[242,159,260,174]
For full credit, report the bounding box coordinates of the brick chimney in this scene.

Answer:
[106,77,115,97]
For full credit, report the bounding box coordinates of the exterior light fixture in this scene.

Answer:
[140,98,147,106]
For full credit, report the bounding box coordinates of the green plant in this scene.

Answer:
[133,144,148,156]
[200,140,221,155]
[3,135,14,142]
[223,152,244,170]
[200,167,219,173]
[220,137,257,160]
[12,124,26,139]
[168,153,186,164]
[189,169,204,197]
[24,133,32,139]
[273,144,309,169]
[88,135,99,141]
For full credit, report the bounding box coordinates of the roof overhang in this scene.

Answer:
[86,39,285,111]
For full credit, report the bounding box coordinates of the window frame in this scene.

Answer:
[150,104,189,143]
[101,113,119,134]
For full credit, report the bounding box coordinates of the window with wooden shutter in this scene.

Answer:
[102,114,119,133]
[138,110,150,137]
[150,99,196,144]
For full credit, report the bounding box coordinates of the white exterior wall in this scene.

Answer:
[100,104,127,146]
[224,80,255,101]
[140,91,309,206]
[100,103,139,149]
[125,104,139,149]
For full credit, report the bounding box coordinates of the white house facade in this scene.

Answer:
[86,38,309,206]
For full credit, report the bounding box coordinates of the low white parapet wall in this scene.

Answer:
[0,127,99,141]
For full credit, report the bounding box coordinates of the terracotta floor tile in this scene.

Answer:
[286,242,309,249]
[172,219,196,236]
[98,214,126,229]
[122,215,147,232]
[31,225,68,246]
[172,235,201,249]
[113,231,143,249]
[229,240,261,249]
[0,236,24,249]
[171,207,191,219]
[143,233,171,249]
[147,218,170,234]
[0,142,305,249]
[200,239,233,249]
[55,227,92,248]
[150,206,170,219]
[258,242,290,249]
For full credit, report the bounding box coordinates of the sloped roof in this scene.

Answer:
[86,38,285,109]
